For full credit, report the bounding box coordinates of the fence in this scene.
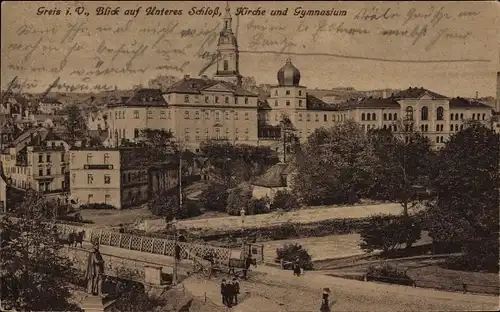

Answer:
[56,223,232,266]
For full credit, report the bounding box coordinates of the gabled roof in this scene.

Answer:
[251,163,295,188]
[42,130,64,141]
[392,87,448,100]
[109,88,167,108]
[306,94,338,111]
[449,97,492,109]
[11,127,45,146]
[342,97,401,109]
[166,77,258,97]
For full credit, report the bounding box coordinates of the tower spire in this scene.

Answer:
[223,1,232,30]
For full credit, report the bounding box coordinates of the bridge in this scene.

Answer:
[57,225,499,312]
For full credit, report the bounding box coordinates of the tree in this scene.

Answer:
[0,190,79,311]
[359,214,421,255]
[199,182,228,212]
[368,123,434,217]
[200,141,277,185]
[61,105,88,144]
[426,123,499,271]
[270,190,300,212]
[226,185,253,216]
[292,120,376,205]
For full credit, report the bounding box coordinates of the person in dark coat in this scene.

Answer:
[243,254,254,280]
[231,278,240,305]
[220,279,228,306]
[320,288,331,312]
[293,257,301,276]
[226,279,235,307]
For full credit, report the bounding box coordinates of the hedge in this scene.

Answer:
[79,203,116,210]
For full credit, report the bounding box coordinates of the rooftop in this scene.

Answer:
[391,87,448,100]
[108,88,167,108]
[166,76,258,97]
[251,162,295,188]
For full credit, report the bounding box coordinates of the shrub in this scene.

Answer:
[199,182,228,212]
[443,237,499,273]
[275,243,314,270]
[247,197,271,215]
[365,262,414,286]
[270,190,300,211]
[79,203,116,210]
[57,214,94,224]
[359,214,421,255]
[226,185,253,216]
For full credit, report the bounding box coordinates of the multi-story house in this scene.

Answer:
[69,147,178,209]
[0,130,70,196]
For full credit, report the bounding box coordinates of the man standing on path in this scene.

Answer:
[243,254,255,280]
[231,278,240,305]
[220,279,228,306]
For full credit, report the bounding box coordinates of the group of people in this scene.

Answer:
[220,278,240,307]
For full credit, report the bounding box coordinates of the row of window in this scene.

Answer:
[183,128,250,141]
[436,136,446,143]
[183,94,249,105]
[273,100,303,107]
[450,124,465,132]
[38,152,65,163]
[38,166,66,176]
[184,110,250,120]
[85,174,111,185]
[273,89,304,96]
[82,153,111,165]
[115,110,171,120]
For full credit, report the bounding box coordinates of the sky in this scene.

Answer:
[1,1,499,98]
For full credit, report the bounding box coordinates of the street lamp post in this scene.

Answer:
[240,208,246,254]
[172,217,178,286]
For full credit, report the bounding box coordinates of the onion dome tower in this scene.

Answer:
[277,57,301,86]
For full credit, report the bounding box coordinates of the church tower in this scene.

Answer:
[213,3,242,86]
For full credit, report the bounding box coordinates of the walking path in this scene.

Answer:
[138,203,404,232]
[81,242,498,312]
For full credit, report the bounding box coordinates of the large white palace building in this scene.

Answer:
[106,4,495,152]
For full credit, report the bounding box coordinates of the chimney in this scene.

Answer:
[184,75,190,80]
[475,91,478,99]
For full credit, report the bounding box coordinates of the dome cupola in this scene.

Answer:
[277,57,301,86]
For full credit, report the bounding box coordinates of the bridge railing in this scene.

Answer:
[56,224,232,266]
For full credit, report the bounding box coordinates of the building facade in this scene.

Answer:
[0,130,70,194]
[69,147,178,209]
[104,3,493,152]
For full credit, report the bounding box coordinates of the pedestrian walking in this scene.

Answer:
[320,287,331,312]
[231,278,240,305]
[293,257,301,276]
[220,279,228,306]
